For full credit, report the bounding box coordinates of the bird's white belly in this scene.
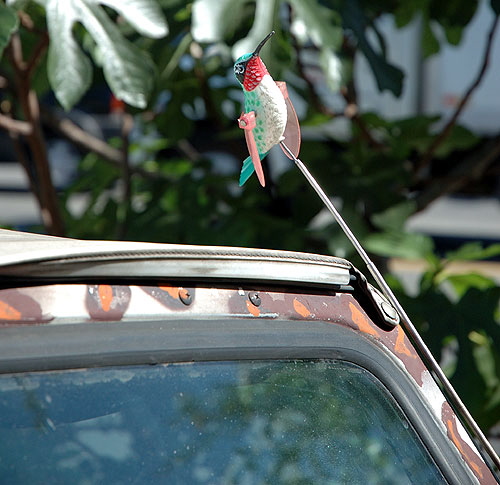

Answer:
[250,76,287,153]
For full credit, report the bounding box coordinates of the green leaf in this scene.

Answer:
[429,0,479,30]
[364,231,434,259]
[288,0,344,91]
[452,331,488,422]
[422,20,440,58]
[97,0,168,38]
[364,51,404,97]
[6,0,30,9]
[35,0,168,110]
[191,0,239,43]
[83,4,158,107]
[491,0,500,15]
[394,3,419,28]
[342,0,404,96]
[371,201,417,232]
[232,0,278,59]
[160,31,192,80]
[446,242,500,261]
[42,1,93,110]
[319,47,344,91]
[288,0,343,49]
[0,4,19,58]
[485,383,500,419]
[444,25,463,45]
[386,116,477,157]
[443,273,496,298]
[433,124,479,158]
[449,287,500,428]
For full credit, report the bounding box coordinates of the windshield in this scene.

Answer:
[0,360,446,484]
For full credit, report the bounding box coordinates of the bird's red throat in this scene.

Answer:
[243,57,269,91]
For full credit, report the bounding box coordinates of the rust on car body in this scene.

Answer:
[0,281,495,483]
[0,229,497,483]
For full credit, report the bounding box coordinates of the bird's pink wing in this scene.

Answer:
[276,81,301,159]
[238,111,265,187]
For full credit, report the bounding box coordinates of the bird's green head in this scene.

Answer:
[233,31,274,87]
[234,53,253,85]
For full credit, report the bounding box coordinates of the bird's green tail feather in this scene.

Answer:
[239,152,268,186]
[239,156,254,186]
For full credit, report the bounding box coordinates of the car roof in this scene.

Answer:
[0,229,351,287]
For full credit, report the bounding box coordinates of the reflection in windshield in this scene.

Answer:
[0,360,446,484]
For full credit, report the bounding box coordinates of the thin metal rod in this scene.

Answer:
[280,141,500,471]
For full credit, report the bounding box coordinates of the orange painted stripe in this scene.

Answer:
[246,300,260,317]
[293,298,311,318]
[395,325,413,357]
[98,285,113,312]
[0,300,21,320]
[159,285,179,299]
[349,302,378,336]
[447,419,482,479]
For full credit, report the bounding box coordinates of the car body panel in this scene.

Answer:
[0,229,497,483]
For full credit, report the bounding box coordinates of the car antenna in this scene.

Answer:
[280,140,500,473]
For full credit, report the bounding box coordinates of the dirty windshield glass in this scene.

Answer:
[0,360,446,484]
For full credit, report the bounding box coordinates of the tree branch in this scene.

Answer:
[415,15,499,177]
[116,113,134,240]
[42,110,122,164]
[8,33,65,236]
[9,30,26,71]
[0,112,32,136]
[0,89,41,206]
[40,109,171,182]
[340,85,386,151]
[3,118,40,207]
[26,32,49,82]
[177,138,201,162]
[415,136,500,211]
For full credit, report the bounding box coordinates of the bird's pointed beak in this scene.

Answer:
[252,31,275,58]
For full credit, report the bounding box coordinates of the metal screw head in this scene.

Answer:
[248,291,261,307]
[381,301,399,322]
[179,288,192,306]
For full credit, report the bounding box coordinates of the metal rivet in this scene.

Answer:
[381,301,398,321]
[179,288,192,306]
[248,291,261,307]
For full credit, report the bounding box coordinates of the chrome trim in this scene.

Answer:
[0,229,351,286]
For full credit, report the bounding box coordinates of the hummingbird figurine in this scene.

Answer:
[234,31,301,187]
